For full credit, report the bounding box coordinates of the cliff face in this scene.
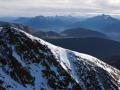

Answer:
[0,25,120,90]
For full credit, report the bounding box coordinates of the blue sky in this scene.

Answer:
[0,0,120,16]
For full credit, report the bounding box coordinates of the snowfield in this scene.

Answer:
[0,26,120,90]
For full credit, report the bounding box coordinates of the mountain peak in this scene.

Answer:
[101,14,111,19]
[34,15,45,19]
[90,14,117,21]
[0,25,120,90]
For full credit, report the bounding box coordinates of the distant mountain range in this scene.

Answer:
[0,22,118,59]
[33,27,109,39]
[0,17,17,22]
[1,15,120,32]
[0,22,62,39]
[9,15,120,34]
[61,28,108,39]
[1,14,119,41]
[12,16,85,32]
[71,14,120,33]
[70,14,120,41]
[0,17,120,70]
[0,21,108,39]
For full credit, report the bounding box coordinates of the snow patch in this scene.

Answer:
[12,46,25,67]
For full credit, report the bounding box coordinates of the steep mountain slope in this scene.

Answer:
[61,28,108,39]
[0,25,120,90]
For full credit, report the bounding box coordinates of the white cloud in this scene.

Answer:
[0,0,120,16]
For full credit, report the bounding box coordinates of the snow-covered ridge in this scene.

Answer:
[12,26,120,89]
[13,27,120,73]
[0,26,120,90]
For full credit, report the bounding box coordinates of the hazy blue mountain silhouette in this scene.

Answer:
[71,14,120,33]
[13,16,84,32]
[61,28,108,39]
